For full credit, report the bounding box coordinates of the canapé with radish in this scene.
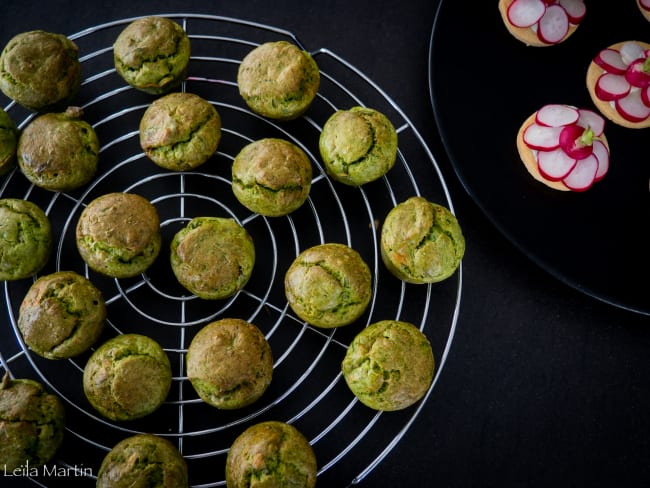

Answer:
[587,40,650,128]
[638,0,650,22]
[498,0,586,47]
[516,104,610,192]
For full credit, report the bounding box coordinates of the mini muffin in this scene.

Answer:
[319,106,398,186]
[381,196,464,284]
[0,374,65,471]
[17,106,100,192]
[341,320,435,411]
[83,333,172,421]
[237,40,320,120]
[186,318,273,409]
[76,192,161,278]
[96,434,188,488]
[170,217,255,300]
[226,421,317,488]
[113,16,190,95]
[232,138,312,216]
[0,108,18,175]
[140,92,222,171]
[0,198,52,281]
[284,243,372,328]
[0,30,81,112]
[18,271,106,360]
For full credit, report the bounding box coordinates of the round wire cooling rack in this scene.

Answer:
[0,13,462,488]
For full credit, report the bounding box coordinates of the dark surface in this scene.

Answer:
[1,1,649,488]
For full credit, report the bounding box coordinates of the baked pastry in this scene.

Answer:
[341,320,435,411]
[639,0,650,21]
[18,271,106,360]
[516,104,610,191]
[319,106,398,186]
[76,192,161,278]
[380,196,464,284]
[113,16,190,94]
[17,106,100,192]
[0,374,65,471]
[186,318,273,409]
[83,333,172,421]
[0,30,81,111]
[0,198,52,281]
[96,433,188,488]
[586,41,650,129]
[232,138,312,216]
[237,40,320,120]
[0,108,18,175]
[226,421,317,488]
[170,217,255,300]
[284,243,372,328]
[498,0,586,47]
[139,92,222,171]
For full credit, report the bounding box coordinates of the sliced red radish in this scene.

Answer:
[537,5,569,44]
[507,0,547,28]
[625,58,650,88]
[641,0,650,10]
[641,85,650,107]
[523,123,562,150]
[535,104,579,127]
[559,124,594,159]
[577,109,605,136]
[593,48,628,75]
[537,147,577,180]
[562,155,598,191]
[595,73,631,101]
[558,0,586,24]
[620,41,645,65]
[615,90,650,122]
[591,140,609,182]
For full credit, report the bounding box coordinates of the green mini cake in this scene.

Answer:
[139,92,222,171]
[0,374,66,471]
[232,138,312,216]
[319,106,398,186]
[0,198,52,281]
[284,243,372,328]
[96,434,188,488]
[76,192,161,278]
[0,30,81,112]
[170,217,255,300]
[17,106,100,192]
[83,334,172,421]
[226,421,317,488]
[380,196,465,284]
[113,16,191,95]
[0,108,18,175]
[18,271,106,360]
[186,318,273,409]
[341,320,435,411]
[237,40,320,120]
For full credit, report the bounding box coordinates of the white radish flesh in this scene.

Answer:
[577,109,605,136]
[507,0,547,27]
[615,90,650,122]
[620,41,645,65]
[523,123,562,150]
[537,5,569,44]
[595,73,631,101]
[594,49,628,74]
[591,140,609,182]
[537,148,577,181]
[558,0,586,24]
[535,104,579,127]
[641,0,650,9]
[562,155,598,191]
[641,85,650,107]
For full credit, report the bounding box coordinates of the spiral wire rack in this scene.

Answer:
[0,14,462,487]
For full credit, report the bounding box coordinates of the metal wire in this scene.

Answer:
[0,13,462,487]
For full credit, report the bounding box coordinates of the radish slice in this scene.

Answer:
[577,109,605,136]
[620,41,645,65]
[537,5,570,44]
[535,104,579,127]
[595,73,631,101]
[615,90,650,122]
[507,0,547,27]
[523,123,562,150]
[642,0,650,11]
[562,155,598,191]
[591,140,609,182]
[558,0,586,24]
[593,49,628,75]
[537,148,577,181]
[641,85,650,107]
[625,58,650,88]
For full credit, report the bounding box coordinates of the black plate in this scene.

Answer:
[429,1,650,315]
